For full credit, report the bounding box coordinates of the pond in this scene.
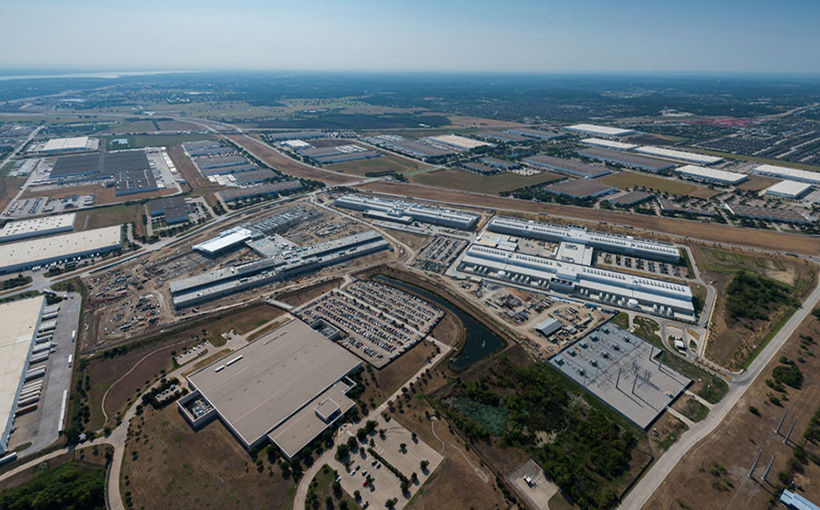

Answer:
[374,275,504,370]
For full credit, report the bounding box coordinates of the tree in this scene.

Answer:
[400,443,407,453]
[420,460,429,472]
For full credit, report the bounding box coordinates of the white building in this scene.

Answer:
[0,226,122,274]
[674,165,747,185]
[425,134,492,151]
[39,136,96,153]
[753,164,820,185]
[334,194,479,230]
[580,138,639,151]
[565,124,636,138]
[633,146,723,165]
[763,180,813,200]
[0,213,77,243]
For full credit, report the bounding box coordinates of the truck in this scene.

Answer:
[68,354,73,367]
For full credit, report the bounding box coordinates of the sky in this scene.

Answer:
[2,0,819,74]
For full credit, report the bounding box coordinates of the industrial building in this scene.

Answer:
[179,319,361,457]
[0,296,46,455]
[148,196,189,225]
[182,140,230,157]
[488,217,681,263]
[194,154,249,171]
[114,168,159,196]
[477,131,530,143]
[459,245,694,320]
[724,204,814,225]
[480,157,520,170]
[565,124,636,138]
[50,151,151,180]
[577,147,676,173]
[313,150,381,165]
[174,229,389,308]
[534,317,562,338]
[580,138,638,151]
[231,169,279,185]
[0,213,77,243]
[506,127,563,140]
[780,490,820,510]
[674,165,748,185]
[543,179,617,199]
[606,191,654,207]
[550,324,691,429]
[522,154,611,178]
[762,180,813,200]
[633,146,723,165]
[0,225,122,274]
[425,134,492,151]
[334,194,479,230]
[462,162,497,175]
[39,136,97,154]
[363,135,456,159]
[753,164,820,185]
[265,131,326,141]
[218,180,304,202]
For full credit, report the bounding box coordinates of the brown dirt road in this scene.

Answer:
[356,180,820,256]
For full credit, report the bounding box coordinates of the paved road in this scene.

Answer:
[620,276,820,510]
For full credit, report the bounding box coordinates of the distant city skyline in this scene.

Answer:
[2,0,819,73]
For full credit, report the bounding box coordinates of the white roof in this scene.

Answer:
[193,228,253,254]
[0,213,77,242]
[283,140,312,149]
[0,226,122,272]
[0,297,45,448]
[753,164,820,185]
[566,124,636,137]
[426,134,491,150]
[763,180,813,198]
[633,146,723,165]
[42,136,90,152]
[580,138,638,151]
[674,165,747,184]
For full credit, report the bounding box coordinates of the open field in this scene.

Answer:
[110,120,158,134]
[355,180,820,255]
[694,245,817,369]
[446,115,524,128]
[122,405,296,510]
[598,170,719,198]
[644,311,820,510]
[0,446,110,489]
[76,203,146,238]
[167,143,220,207]
[410,168,563,194]
[228,134,359,185]
[736,175,779,191]
[0,175,26,212]
[327,153,430,176]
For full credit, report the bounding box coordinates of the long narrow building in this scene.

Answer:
[334,194,479,230]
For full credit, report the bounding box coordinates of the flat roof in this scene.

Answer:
[674,165,747,184]
[42,136,89,152]
[578,147,676,171]
[753,164,820,185]
[0,226,122,272]
[607,190,654,206]
[764,180,813,198]
[0,297,45,451]
[634,146,723,165]
[50,150,150,178]
[566,124,636,137]
[580,138,638,151]
[427,134,492,150]
[544,179,617,198]
[0,213,76,242]
[523,154,611,178]
[189,319,361,447]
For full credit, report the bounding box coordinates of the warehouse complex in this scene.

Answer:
[763,180,814,200]
[577,147,676,173]
[148,196,190,225]
[580,138,638,151]
[633,146,723,165]
[0,225,122,274]
[753,164,820,185]
[543,179,617,199]
[179,319,361,457]
[0,296,46,455]
[566,124,636,138]
[523,154,611,178]
[674,165,748,185]
[37,136,97,154]
[0,213,77,243]
[425,134,492,151]
[334,194,480,230]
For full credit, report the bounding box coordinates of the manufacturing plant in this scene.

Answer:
[0,225,122,274]
[674,165,748,185]
[29,136,98,154]
[0,296,46,455]
[522,154,612,178]
[0,213,77,243]
[550,324,692,429]
[456,216,694,320]
[178,319,361,458]
[334,193,480,230]
[565,124,637,138]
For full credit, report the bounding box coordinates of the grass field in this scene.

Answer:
[598,171,718,197]
[110,120,158,134]
[410,168,563,194]
[0,175,25,213]
[75,203,146,238]
[326,153,429,175]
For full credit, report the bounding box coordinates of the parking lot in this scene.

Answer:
[416,235,469,273]
[598,251,687,279]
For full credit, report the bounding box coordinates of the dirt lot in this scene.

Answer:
[327,153,429,176]
[167,143,221,207]
[275,277,343,307]
[736,175,779,192]
[356,180,820,255]
[693,245,818,369]
[644,312,820,510]
[227,134,358,185]
[598,171,719,198]
[411,168,563,194]
[121,405,296,510]
[0,175,25,212]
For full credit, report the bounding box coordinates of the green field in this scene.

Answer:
[411,168,563,194]
[327,153,428,175]
[598,171,717,197]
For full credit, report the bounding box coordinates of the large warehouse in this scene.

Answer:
[763,180,814,200]
[565,124,636,138]
[577,147,676,173]
[633,146,723,165]
[39,136,96,154]
[0,225,122,274]
[179,319,361,457]
[522,154,611,178]
[334,194,479,230]
[488,217,681,263]
[674,165,748,185]
[580,138,639,151]
[753,164,820,185]
[0,213,77,243]
[0,296,46,455]
[459,245,694,320]
[50,151,150,180]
